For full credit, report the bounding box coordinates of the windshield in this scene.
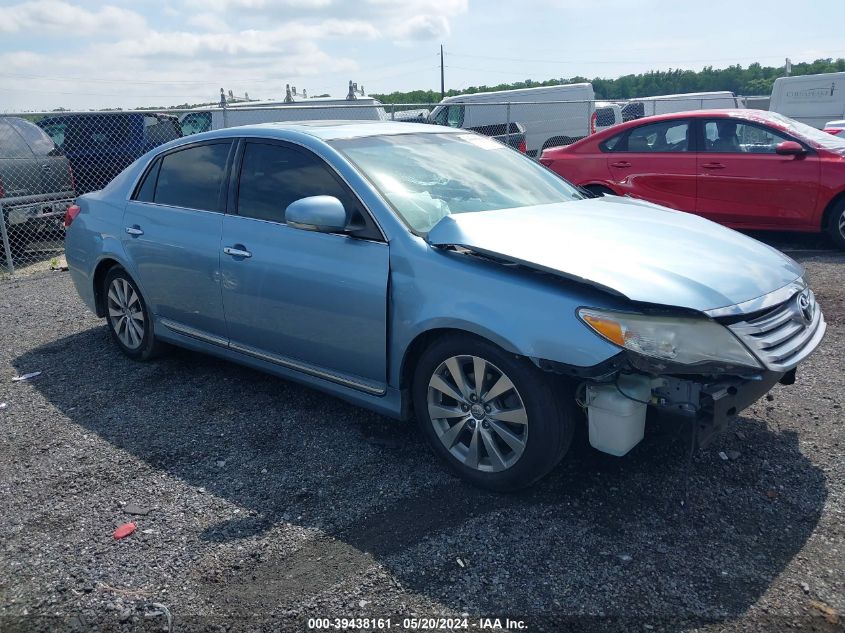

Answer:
[757,111,845,152]
[330,132,584,233]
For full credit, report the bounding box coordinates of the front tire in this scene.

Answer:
[826,198,845,250]
[413,334,575,491]
[103,266,163,361]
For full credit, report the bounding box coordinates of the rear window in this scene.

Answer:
[152,142,231,211]
[595,107,616,127]
[8,118,59,156]
[0,120,34,159]
[40,115,136,152]
[144,115,181,146]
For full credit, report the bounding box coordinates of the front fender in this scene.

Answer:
[388,241,626,387]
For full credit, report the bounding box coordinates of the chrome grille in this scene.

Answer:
[727,289,826,372]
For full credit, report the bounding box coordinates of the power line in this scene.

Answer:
[448,51,845,66]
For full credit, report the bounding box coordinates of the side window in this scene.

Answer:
[600,132,625,152]
[133,158,161,202]
[39,122,66,149]
[446,105,465,128]
[626,120,690,153]
[704,120,790,154]
[8,118,58,156]
[237,142,354,224]
[154,142,231,211]
[0,120,35,159]
[180,112,211,136]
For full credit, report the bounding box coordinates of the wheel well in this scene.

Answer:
[92,258,121,317]
[821,190,845,230]
[400,328,471,391]
[584,183,616,195]
[399,328,507,419]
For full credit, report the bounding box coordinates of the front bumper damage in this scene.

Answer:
[651,370,791,448]
[542,355,800,454]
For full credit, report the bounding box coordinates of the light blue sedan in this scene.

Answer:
[64,121,825,490]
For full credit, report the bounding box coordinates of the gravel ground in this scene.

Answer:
[0,250,843,633]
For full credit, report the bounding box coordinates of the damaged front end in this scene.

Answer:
[539,287,825,455]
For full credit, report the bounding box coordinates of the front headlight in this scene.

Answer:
[578,308,762,369]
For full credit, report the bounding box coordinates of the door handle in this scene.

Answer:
[610,161,631,168]
[223,246,252,258]
[701,162,725,169]
[125,226,144,236]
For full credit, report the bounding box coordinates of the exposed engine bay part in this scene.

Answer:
[575,369,788,456]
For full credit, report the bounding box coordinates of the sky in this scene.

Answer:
[1,0,843,111]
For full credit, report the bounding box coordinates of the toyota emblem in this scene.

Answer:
[796,291,813,324]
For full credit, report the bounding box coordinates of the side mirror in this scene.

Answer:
[775,140,805,156]
[285,196,348,233]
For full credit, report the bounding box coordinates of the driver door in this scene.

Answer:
[219,140,389,389]
[695,119,821,227]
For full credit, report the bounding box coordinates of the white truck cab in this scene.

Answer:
[429,83,597,156]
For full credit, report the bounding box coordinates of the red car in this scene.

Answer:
[540,110,845,248]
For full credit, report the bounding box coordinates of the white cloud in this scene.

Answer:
[0,0,145,34]
[392,14,450,41]
[0,0,468,109]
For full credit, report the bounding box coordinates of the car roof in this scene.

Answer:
[207,120,460,141]
[586,109,780,137]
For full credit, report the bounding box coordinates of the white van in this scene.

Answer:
[428,83,596,155]
[180,96,388,136]
[623,91,744,120]
[770,72,845,129]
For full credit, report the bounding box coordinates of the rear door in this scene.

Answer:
[219,139,389,389]
[604,118,697,211]
[695,119,820,227]
[123,140,233,340]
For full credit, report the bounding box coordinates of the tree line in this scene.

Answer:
[370,58,845,104]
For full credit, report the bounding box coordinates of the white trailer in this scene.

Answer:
[179,97,388,136]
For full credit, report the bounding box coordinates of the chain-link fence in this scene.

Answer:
[1,94,753,274]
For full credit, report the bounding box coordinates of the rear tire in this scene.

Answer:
[825,198,845,250]
[103,266,164,361]
[413,334,575,491]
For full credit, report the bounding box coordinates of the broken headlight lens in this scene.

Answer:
[578,308,762,369]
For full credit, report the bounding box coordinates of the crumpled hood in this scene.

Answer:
[426,196,803,312]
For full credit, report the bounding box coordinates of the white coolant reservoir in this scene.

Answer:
[586,374,653,456]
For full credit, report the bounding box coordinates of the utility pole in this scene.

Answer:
[785,58,792,76]
[440,44,445,100]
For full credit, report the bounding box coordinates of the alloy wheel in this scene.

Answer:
[107,277,145,350]
[427,354,528,472]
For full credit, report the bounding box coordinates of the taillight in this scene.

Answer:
[64,204,81,228]
[823,128,844,136]
[518,139,526,153]
[590,111,597,135]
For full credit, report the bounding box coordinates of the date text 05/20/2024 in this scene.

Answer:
[307,617,528,630]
